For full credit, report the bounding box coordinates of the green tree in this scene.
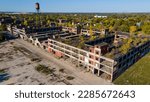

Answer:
[90,35,96,41]
[142,22,150,35]
[133,37,140,46]
[23,20,28,26]
[109,26,113,32]
[0,24,7,31]
[47,20,51,26]
[119,38,133,54]
[119,25,129,32]
[113,20,122,31]
[67,22,72,27]
[35,16,40,26]
[89,23,93,36]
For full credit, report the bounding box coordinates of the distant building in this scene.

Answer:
[94,15,107,18]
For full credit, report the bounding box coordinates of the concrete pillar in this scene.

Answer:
[110,74,113,82]
[98,70,100,76]
[77,50,80,67]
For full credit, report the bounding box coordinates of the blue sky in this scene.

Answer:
[0,0,150,12]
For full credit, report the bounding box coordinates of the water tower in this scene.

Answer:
[35,2,40,13]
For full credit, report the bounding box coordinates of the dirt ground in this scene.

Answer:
[0,39,112,85]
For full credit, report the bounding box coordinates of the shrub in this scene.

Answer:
[0,69,5,73]
[66,76,74,80]
[31,58,41,62]
[35,64,55,75]
[0,33,5,42]
[59,68,64,73]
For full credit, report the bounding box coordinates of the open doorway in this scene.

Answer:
[94,68,98,75]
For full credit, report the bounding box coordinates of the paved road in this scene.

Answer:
[15,39,112,85]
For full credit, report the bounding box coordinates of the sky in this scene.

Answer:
[0,0,150,13]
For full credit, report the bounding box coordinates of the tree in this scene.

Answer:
[142,22,150,35]
[113,20,122,31]
[120,43,130,54]
[77,36,85,48]
[119,38,133,54]
[130,26,137,34]
[0,24,7,31]
[119,25,129,32]
[141,38,148,43]
[35,16,40,26]
[47,20,51,26]
[133,37,140,46]
[23,20,28,26]
[90,35,96,41]
[79,35,84,42]
[46,15,50,21]
[109,26,113,32]
[67,22,72,27]
[89,23,93,36]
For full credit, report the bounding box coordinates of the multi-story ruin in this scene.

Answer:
[7,25,150,82]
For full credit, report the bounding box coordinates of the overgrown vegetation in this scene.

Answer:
[0,32,5,42]
[31,58,41,62]
[142,22,150,35]
[0,69,5,73]
[0,24,7,31]
[35,64,55,75]
[66,76,75,80]
[13,46,41,62]
[119,37,148,54]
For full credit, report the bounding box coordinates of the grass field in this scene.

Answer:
[114,52,150,85]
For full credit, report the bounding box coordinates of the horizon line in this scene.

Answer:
[1,11,150,14]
